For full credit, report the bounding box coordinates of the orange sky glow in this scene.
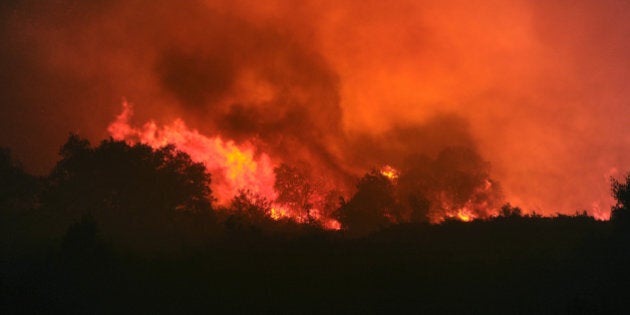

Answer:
[1,0,630,218]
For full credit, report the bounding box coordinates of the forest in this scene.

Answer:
[2,136,630,314]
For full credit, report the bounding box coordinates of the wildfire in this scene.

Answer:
[453,208,475,222]
[323,219,342,230]
[380,165,399,181]
[439,207,477,223]
[107,101,501,229]
[107,101,342,229]
[430,179,498,223]
[107,100,276,205]
[270,207,289,220]
[269,206,341,230]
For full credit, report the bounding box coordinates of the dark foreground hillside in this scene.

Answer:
[3,217,629,314]
[3,140,630,314]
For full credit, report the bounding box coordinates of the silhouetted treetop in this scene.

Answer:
[0,147,38,211]
[611,173,630,226]
[274,163,313,218]
[335,169,398,235]
[44,134,213,217]
[396,146,501,222]
[230,189,272,220]
[499,203,523,218]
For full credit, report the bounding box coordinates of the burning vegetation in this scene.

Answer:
[3,135,630,313]
[106,100,502,232]
[2,0,628,219]
[3,1,630,313]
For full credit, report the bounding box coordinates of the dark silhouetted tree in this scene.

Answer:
[611,173,630,226]
[61,213,108,262]
[408,194,431,223]
[499,203,523,218]
[44,134,213,226]
[230,190,271,219]
[320,189,345,219]
[397,146,502,222]
[335,170,398,235]
[0,147,39,212]
[274,164,313,220]
[432,146,495,211]
[224,189,273,234]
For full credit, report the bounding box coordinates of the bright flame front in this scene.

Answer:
[107,101,342,229]
[108,101,276,205]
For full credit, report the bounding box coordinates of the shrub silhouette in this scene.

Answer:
[225,189,273,231]
[499,203,523,218]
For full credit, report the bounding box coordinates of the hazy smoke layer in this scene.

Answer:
[2,0,630,217]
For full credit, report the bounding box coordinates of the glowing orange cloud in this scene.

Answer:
[2,0,630,219]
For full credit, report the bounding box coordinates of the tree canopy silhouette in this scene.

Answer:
[274,163,313,219]
[335,169,398,235]
[44,134,213,220]
[0,148,39,213]
[397,146,501,222]
[611,173,630,226]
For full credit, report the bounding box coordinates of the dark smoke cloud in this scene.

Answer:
[342,114,501,222]
[156,49,235,108]
[344,114,476,171]
[1,0,345,177]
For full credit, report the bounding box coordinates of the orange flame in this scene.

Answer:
[452,208,475,222]
[432,179,498,223]
[107,101,342,229]
[107,102,496,229]
[107,100,276,205]
[270,206,289,220]
[380,165,399,181]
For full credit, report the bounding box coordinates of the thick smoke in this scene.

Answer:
[2,0,630,217]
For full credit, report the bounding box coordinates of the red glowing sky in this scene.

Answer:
[1,0,630,217]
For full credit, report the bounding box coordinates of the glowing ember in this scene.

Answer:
[270,205,341,229]
[440,207,477,222]
[380,165,399,181]
[429,179,498,223]
[441,208,475,222]
[270,206,289,220]
[591,202,611,221]
[455,208,474,222]
[323,219,342,231]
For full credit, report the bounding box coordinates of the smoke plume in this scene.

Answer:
[2,0,630,217]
